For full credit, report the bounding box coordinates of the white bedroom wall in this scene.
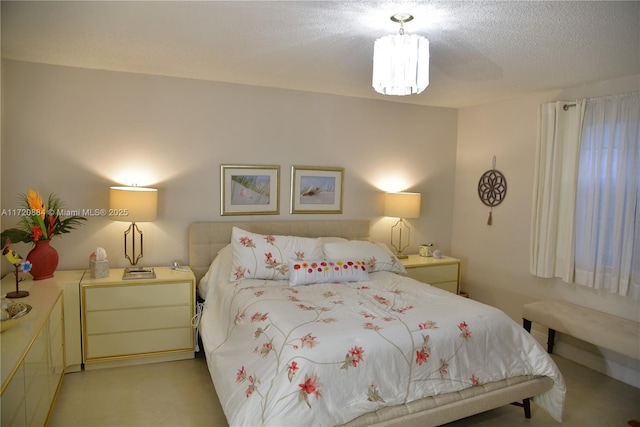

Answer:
[453,74,640,386]
[0,60,458,274]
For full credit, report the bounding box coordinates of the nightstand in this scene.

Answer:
[80,267,195,369]
[401,254,461,294]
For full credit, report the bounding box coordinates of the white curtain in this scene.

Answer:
[574,93,640,298]
[530,100,586,282]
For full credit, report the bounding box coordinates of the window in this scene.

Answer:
[573,93,639,297]
[531,92,639,298]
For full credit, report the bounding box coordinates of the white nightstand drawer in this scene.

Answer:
[401,254,461,294]
[84,282,191,311]
[86,305,192,334]
[86,328,193,359]
[429,280,458,294]
[405,264,458,284]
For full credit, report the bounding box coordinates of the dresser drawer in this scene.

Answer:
[86,328,193,360]
[86,305,192,334]
[84,282,191,311]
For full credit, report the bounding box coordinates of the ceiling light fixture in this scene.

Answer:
[372,13,429,96]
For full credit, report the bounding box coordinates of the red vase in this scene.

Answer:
[27,239,59,280]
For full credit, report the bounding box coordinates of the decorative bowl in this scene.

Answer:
[1,304,32,333]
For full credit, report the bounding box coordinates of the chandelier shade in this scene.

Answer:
[372,26,429,96]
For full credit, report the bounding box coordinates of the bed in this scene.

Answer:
[190,220,565,427]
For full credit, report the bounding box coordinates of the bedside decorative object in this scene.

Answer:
[1,300,32,331]
[2,301,31,330]
[2,240,32,298]
[384,192,421,259]
[26,239,58,280]
[122,267,156,280]
[419,243,434,257]
[478,156,507,225]
[1,189,86,279]
[90,247,110,279]
[433,249,443,259]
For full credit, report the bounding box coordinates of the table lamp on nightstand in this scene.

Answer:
[109,186,157,271]
[384,191,421,259]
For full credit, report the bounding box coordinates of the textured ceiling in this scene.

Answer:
[2,1,639,108]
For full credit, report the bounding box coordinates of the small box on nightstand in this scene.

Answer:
[90,260,109,278]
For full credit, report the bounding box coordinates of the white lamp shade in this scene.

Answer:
[384,192,421,218]
[109,186,158,222]
[372,33,429,96]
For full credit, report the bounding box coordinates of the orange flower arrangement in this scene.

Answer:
[1,189,86,246]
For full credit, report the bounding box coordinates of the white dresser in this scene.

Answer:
[1,275,66,427]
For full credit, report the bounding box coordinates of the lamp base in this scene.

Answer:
[390,218,411,258]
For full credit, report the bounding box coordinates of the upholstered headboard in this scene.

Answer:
[188,220,371,283]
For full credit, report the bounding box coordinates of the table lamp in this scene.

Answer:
[109,186,157,267]
[384,192,421,259]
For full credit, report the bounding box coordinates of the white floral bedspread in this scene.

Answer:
[200,249,565,426]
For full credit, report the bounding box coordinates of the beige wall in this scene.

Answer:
[453,74,640,386]
[1,60,458,273]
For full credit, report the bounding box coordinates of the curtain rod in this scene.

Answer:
[562,103,576,111]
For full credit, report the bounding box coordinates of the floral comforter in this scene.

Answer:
[199,248,565,426]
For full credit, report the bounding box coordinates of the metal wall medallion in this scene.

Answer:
[478,156,507,225]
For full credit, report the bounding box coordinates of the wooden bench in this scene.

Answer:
[522,300,640,359]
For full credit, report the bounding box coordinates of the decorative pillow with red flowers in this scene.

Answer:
[288,259,369,286]
[322,241,406,274]
[230,227,323,281]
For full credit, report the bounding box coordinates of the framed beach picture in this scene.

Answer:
[221,165,280,215]
[290,166,344,214]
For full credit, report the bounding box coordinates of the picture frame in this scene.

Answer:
[290,166,344,214]
[221,165,280,216]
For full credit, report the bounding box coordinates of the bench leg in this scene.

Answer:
[523,319,555,353]
[510,398,532,418]
[523,398,531,418]
[547,328,556,354]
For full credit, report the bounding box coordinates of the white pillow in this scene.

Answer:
[322,241,406,274]
[231,227,323,281]
[198,244,232,299]
[288,259,369,286]
[318,236,348,245]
